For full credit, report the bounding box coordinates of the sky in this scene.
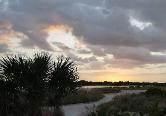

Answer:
[0,0,166,82]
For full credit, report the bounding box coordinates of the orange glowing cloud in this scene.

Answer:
[0,21,24,45]
[0,33,10,44]
[0,21,12,29]
[0,31,23,44]
[41,24,72,33]
[0,21,13,44]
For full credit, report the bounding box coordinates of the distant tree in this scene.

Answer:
[77,80,89,86]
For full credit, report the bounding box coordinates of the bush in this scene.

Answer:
[145,88,163,96]
[95,93,166,116]
[62,90,104,105]
[93,87,121,94]
[0,53,79,115]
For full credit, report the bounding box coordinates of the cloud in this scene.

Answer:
[0,43,8,53]
[0,20,13,44]
[0,20,23,50]
[77,49,91,54]
[53,42,71,51]
[42,24,72,34]
[1,0,166,70]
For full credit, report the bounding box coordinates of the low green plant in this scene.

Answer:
[91,90,166,116]
[62,90,104,105]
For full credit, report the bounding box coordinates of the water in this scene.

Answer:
[62,90,145,116]
[81,86,129,89]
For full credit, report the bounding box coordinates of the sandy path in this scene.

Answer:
[62,90,145,116]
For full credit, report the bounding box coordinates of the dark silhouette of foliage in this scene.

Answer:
[145,88,163,96]
[0,56,29,115]
[49,56,79,106]
[93,92,166,116]
[77,80,166,87]
[0,53,79,115]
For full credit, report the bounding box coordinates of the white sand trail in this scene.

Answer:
[62,90,145,116]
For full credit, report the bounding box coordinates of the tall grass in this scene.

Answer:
[62,90,104,105]
[91,88,166,116]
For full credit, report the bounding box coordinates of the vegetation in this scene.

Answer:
[78,80,166,88]
[1,53,166,116]
[92,87,121,94]
[0,53,79,116]
[110,86,149,90]
[61,86,149,105]
[62,87,123,105]
[145,87,165,96]
[88,88,166,116]
[62,90,104,105]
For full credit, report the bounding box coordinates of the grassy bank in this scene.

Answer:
[92,87,121,93]
[62,87,122,105]
[87,88,166,116]
[110,86,150,90]
[62,86,150,105]
[62,90,104,105]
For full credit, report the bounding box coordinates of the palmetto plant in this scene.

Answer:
[0,53,79,115]
[49,56,79,106]
[0,56,29,115]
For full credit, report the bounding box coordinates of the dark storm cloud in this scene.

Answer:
[69,0,166,51]
[1,0,166,68]
[0,0,61,51]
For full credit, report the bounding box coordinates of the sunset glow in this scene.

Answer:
[0,0,166,82]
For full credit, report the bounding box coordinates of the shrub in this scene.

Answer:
[0,53,79,115]
[95,93,166,116]
[62,90,104,105]
[145,88,163,96]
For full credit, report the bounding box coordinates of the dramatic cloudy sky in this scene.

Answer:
[0,0,166,82]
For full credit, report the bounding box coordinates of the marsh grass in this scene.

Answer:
[92,87,121,94]
[62,87,123,105]
[92,88,166,116]
[62,90,104,105]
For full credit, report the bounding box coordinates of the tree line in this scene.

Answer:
[78,80,166,87]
